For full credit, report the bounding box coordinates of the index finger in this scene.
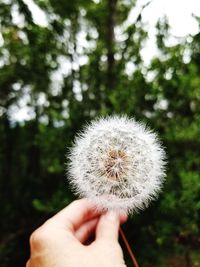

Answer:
[48,199,101,232]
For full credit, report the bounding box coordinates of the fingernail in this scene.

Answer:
[105,211,118,222]
[119,211,128,221]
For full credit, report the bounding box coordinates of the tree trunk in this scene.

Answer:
[105,0,117,108]
[185,249,192,267]
[1,114,12,189]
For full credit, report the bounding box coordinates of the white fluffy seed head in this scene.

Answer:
[67,115,166,214]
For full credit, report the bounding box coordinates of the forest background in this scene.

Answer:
[0,0,200,266]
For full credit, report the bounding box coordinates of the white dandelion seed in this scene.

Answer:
[67,115,166,213]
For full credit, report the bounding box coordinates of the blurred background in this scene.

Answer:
[0,0,200,266]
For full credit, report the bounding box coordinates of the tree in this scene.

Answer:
[0,1,199,266]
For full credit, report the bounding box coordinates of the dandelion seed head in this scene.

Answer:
[67,115,166,213]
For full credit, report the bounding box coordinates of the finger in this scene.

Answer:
[119,212,128,224]
[75,211,127,243]
[95,211,124,242]
[48,199,100,232]
[75,217,99,243]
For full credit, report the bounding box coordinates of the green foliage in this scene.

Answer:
[0,0,199,266]
[33,191,72,213]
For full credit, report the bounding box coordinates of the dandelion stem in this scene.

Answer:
[119,227,139,267]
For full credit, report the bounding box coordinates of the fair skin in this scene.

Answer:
[26,199,128,267]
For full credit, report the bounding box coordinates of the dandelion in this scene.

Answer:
[67,115,166,214]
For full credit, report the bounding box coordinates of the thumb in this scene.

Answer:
[95,211,120,242]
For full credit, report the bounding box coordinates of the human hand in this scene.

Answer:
[26,199,128,267]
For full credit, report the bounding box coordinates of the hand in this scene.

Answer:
[26,198,128,267]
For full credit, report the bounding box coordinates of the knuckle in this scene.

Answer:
[109,242,122,254]
[97,239,120,249]
[72,199,82,207]
[72,198,88,208]
[29,227,48,249]
[26,260,30,267]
